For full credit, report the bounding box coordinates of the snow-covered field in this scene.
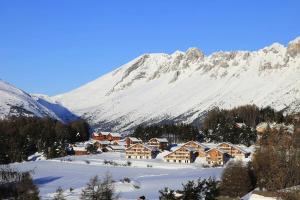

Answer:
[11,152,224,200]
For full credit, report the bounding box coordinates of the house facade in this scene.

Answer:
[148,138,168,150]
[217,142,249,160]
[92,132,109,141]
[206,148,228,165]
[126,137,142,147]
[125,143,155,159]
[107,133,121,141]
[92,131,121,142]
[163,146,193,163]
[73,146,88,156]
[181,141,208,157]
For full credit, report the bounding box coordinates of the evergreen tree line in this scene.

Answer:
[0,116,90,164]
[132,105,291,146]
[132,124,201,143]
[201,105,291,146]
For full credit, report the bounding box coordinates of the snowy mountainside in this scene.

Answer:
[31,94,80,123]
[53,37,300,131]
[0,80,60,120]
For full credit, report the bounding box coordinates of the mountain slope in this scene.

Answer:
[53,37,300,131]
[31,94,80,123]
[0,80,61,120]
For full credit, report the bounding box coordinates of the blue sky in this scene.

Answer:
[1,1,300,96]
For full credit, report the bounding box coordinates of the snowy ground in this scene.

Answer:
[11,152,224,200]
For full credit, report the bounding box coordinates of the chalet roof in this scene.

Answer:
[93,132,99,136]
[205,147,226,154]
[100,132,111,136]
[128,137,142,142]
[164,146,193,157]
[113,140,126,146]
[72,146,87,151]
[149,138,168,143]
[183,141,209,150]
[217,142,248,154]
[126,143,155,151]
[107,145,125,150]
[109,132,121,137]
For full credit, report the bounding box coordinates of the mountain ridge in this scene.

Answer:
[51,36,300,131]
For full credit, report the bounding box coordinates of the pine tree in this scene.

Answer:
[53,187,66,200]
[159,187,177,200]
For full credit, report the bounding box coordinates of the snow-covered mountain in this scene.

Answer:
[0,80,61,120]
[52,36,300,131]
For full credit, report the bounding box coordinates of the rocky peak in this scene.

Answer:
[287,36,300,57]
[185,47,204,61]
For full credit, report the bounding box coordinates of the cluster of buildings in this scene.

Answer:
[126,140,250,166]
[72,130,250,166]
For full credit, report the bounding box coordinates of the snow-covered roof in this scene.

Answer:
[109,132,121,137]
[217,142,249,154]
[107,145,125,150]
[92,132,99,136]
[100,131,110,136]
[117,141,126,146]
[128,137,142,142]
[183,141,209,149]
[93,131,121,137]
[205,147,226,154]
[97,140,111,145]
[164,146,193,157]
[126,143,156,151]
[73,146,87,151]
[150,138,168,142]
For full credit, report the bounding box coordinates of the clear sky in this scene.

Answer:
[1,1,300,96]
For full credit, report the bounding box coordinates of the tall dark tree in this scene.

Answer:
[219,161,254,198]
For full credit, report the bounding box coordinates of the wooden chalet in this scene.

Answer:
[105,145,125,152]
[148,138,168,150]
[92,131,121,142]
[107,132,121,141]
[92,132,109,141]
[163,146,194,163]
[181,141,209,157]
[205,148,229,166]
[125,137,142,147]
[125,143,156,159]
[73,146,88,156]
[217,142,249,160]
